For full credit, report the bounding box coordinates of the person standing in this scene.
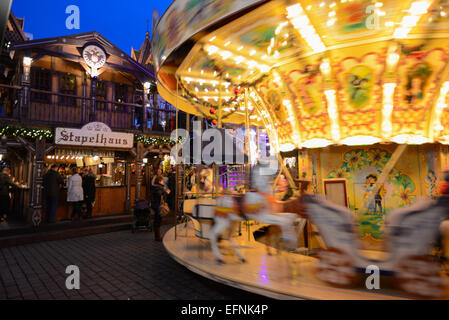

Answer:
[82,168,96,219]
[68,167,84,221]
[43,164,64,223]
[151,176,169,241]
[0,167,15,222]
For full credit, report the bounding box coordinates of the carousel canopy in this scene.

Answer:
[153,0,449,152]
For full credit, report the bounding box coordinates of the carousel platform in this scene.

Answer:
[163,222,419,300]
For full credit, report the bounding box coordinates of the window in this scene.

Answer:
[59,74,77,106]
[96,81,107,110]
[31,68,51,103]
[114,83,128,112]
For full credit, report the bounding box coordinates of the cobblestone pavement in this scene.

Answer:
[0,226,265,300]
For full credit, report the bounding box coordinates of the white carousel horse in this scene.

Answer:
[303,193,449,298]
[209,164,298,264]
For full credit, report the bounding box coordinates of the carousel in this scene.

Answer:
[154,0,449,299]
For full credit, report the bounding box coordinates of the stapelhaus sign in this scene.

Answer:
[55,122,134,149]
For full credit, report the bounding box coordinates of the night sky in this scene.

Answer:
[11,0,173,54]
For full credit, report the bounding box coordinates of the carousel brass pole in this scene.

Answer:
[218,84,222,129]
[245,88,252,241]
[215,85,223,198]
[245,88,251,189]
[175,81,179,238]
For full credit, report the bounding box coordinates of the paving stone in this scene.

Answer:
[0,227,262,300]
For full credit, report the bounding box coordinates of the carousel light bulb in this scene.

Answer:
[409,1,430,15]
[286,4,303,16]
[327,19,336,26]
[235,56,245,64]
[387,53,400,68]
[220,51,232,60]
[206,45,219,55]
[402,15,420,27]
[320,59,331,76]
[393,27,410,39]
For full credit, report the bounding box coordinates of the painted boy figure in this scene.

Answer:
[364,174,384,214]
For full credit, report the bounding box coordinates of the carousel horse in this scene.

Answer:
[303,193,449,298]
[264,182,310,255]
[209,164,299,264]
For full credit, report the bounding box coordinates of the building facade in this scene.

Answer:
[0,13,180,227]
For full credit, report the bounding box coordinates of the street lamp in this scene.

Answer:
[23,56,32,67]
[23,57,33,83]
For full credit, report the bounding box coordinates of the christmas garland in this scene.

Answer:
[0,126,53,141]
[0,125,180,146]
[135,133,181,146]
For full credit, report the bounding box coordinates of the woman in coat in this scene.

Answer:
[68,167,84,221]
[151,176,169,241]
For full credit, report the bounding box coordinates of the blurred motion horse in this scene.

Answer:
[209,164,299,264]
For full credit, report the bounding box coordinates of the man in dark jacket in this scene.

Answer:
[43,165,64,223]
[82,168,96,219]
[0,167,15,222]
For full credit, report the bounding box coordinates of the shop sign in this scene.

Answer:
[55,149,115,158]
[55,122,133,149]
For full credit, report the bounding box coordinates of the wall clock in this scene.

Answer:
[83,45,106,69]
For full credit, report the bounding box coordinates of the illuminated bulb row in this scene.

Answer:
[183,76,231,88]
[286,3,326,53]
[282,98,301,146]
[432,82,449,136]
[267,22,289,57]
[324,90,340,141]
[202,96,232,102]
[393,1,430,39]
[47,155,82,160]
[381,83,396,139]
[282,99,296,123]
[205,45,270,73]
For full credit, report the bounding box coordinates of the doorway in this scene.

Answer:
[323,180,348,208]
